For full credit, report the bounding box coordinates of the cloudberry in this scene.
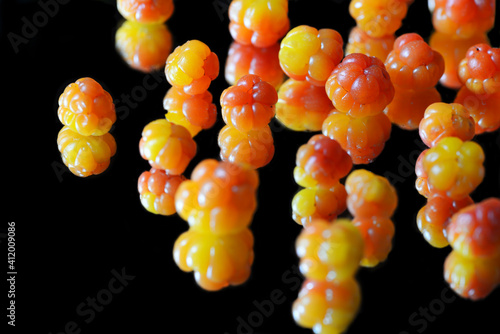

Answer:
[139,119,196,175]
[422,136,484,200]
[220,74,278,133]
[325,53,394,117]
[418,102,475,148]
[458,44,500,95]
[58,77,116,137]
[228,0,289,48]
[279,25,344,86]
[137,168,186,215]
[57,126,116,177]
[165,40,219,95]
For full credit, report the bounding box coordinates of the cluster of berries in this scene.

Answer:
[428,0,496,89]
[138,39,219,216]
[174,159,259,291]
[291,135,352,226]
[383,33,445,129]
[444,198,500,300]
[224,0,287,90]
[293,218,364,334]
[115,0,175,72]
[57,77,117,177]
[416,102,483,248]
[163,40,219,137]
[346,0,412,61]
[454,44,500,134]
[346,169,398,267]
[276,25,343,131]
[218,74,278,169]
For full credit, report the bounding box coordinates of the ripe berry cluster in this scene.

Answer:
[383,33,445,130]
[57,77,117,177]
[293,218,364,334]
[346,0,411,61]
[291,135,352,226]
[276,25,342,131]
[218,74,277,169]
[346,169,398,267]
[416,102,484,248]
[224,0,288,89]
[115,0,175,72]
[428,0,496,89]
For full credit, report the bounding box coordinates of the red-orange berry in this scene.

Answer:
[322,111,392,164]
[325,53,394,117]
[418,102,475,148]
[294,134,353,189]
[117,0,174,24]
[137,168,186,215]
[58,77,116,136]
[275,78,334,132]
[225,41,284,89]
[416,194,474,248]
[447,198,500,259]
[385,33,445,90]
[220,74,278,133]
[458,44,500,95]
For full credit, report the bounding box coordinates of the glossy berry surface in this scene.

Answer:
[163,86,217,131]
[415,149,431,198]
[58,77,116,136]
[416,194,474,248]
[295,219,364,282]
[385,33,445,90]
[454,87,500,134]
[384,86,441,130]
[57,126,116,177]
[228,0,289,48]
[173,227,254,291]
[220,74,278,133]
[225,41,284,89]
[279,25,344,86]
[293,278,361,334]
[137,168,186,216]
[325,53,394,117]
[115,20,172,73]
[292,183,347,227]
[422,136,484,200]
[117,0,174,24]
[418,102,475,148]
[139,119,196,175]
[353,217,395,267]
[276,79,334,132]
[345,26,395,61]
[458,44,500,95]
[218,124,274,169]
[429,31,489,89]
[431,0,496,39]
[294,134,352,189]
[175,159,259,235]
[322,111,392,164]
[447,198,500,259]
[165,40,219,95]
[444,250,500,300]
[345,169,398,219]
[349,0,408,38]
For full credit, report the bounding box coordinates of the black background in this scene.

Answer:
[2,0,500,333]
